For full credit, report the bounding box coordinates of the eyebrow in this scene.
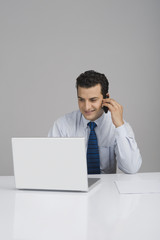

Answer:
[78,96,99,100]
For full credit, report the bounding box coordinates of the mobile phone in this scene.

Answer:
[102,95,109,113]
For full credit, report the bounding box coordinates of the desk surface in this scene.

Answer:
[0,173,160,240]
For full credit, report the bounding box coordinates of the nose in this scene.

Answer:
[85,101,91,111]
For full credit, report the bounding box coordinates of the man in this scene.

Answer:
[48,70,142,174]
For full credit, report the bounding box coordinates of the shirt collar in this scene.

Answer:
[82,111,106,129]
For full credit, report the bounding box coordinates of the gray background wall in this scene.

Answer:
[0,0,160,175]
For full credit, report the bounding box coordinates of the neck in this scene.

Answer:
[92,109,104,121]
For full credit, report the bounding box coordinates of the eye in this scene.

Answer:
[79,98,84,102]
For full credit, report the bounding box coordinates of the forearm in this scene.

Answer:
[115,124,142,174]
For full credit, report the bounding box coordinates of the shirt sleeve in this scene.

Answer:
[115,122,142,174]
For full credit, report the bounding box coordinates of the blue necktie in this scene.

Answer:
[87,122,100,174]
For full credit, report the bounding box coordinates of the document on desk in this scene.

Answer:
[115,180,160,194]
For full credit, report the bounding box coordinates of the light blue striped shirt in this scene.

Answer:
[48,110,142,174]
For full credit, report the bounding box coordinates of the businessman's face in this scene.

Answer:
[77,84,104,121]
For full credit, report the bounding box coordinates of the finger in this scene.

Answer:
[105,98,122,109]
[103,101,123,113]
[103,98,120,108]
[102,102,115,111]
[105,98,118,105]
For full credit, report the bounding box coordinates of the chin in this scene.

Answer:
[85,116,94,121]
[83,113,97,121]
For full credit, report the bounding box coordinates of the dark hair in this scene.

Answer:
[76,70,109,98]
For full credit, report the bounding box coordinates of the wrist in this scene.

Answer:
[115,121,124,128]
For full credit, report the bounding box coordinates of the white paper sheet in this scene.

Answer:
[115,180,160,194]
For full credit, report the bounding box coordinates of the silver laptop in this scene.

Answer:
[12,138,100,192]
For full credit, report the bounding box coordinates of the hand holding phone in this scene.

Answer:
[102,95,124,127]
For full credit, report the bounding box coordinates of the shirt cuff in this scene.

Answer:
[115,124,128,138]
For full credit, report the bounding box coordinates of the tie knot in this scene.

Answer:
[88,122,97,130]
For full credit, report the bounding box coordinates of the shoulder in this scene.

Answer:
[48,110,82,137]
[54,110,82,131]
[56,110,81,125]
[64,109,81,121]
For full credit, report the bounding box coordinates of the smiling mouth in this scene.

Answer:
[85,110,95,114]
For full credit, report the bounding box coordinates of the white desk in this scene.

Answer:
[0,173,160,240]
